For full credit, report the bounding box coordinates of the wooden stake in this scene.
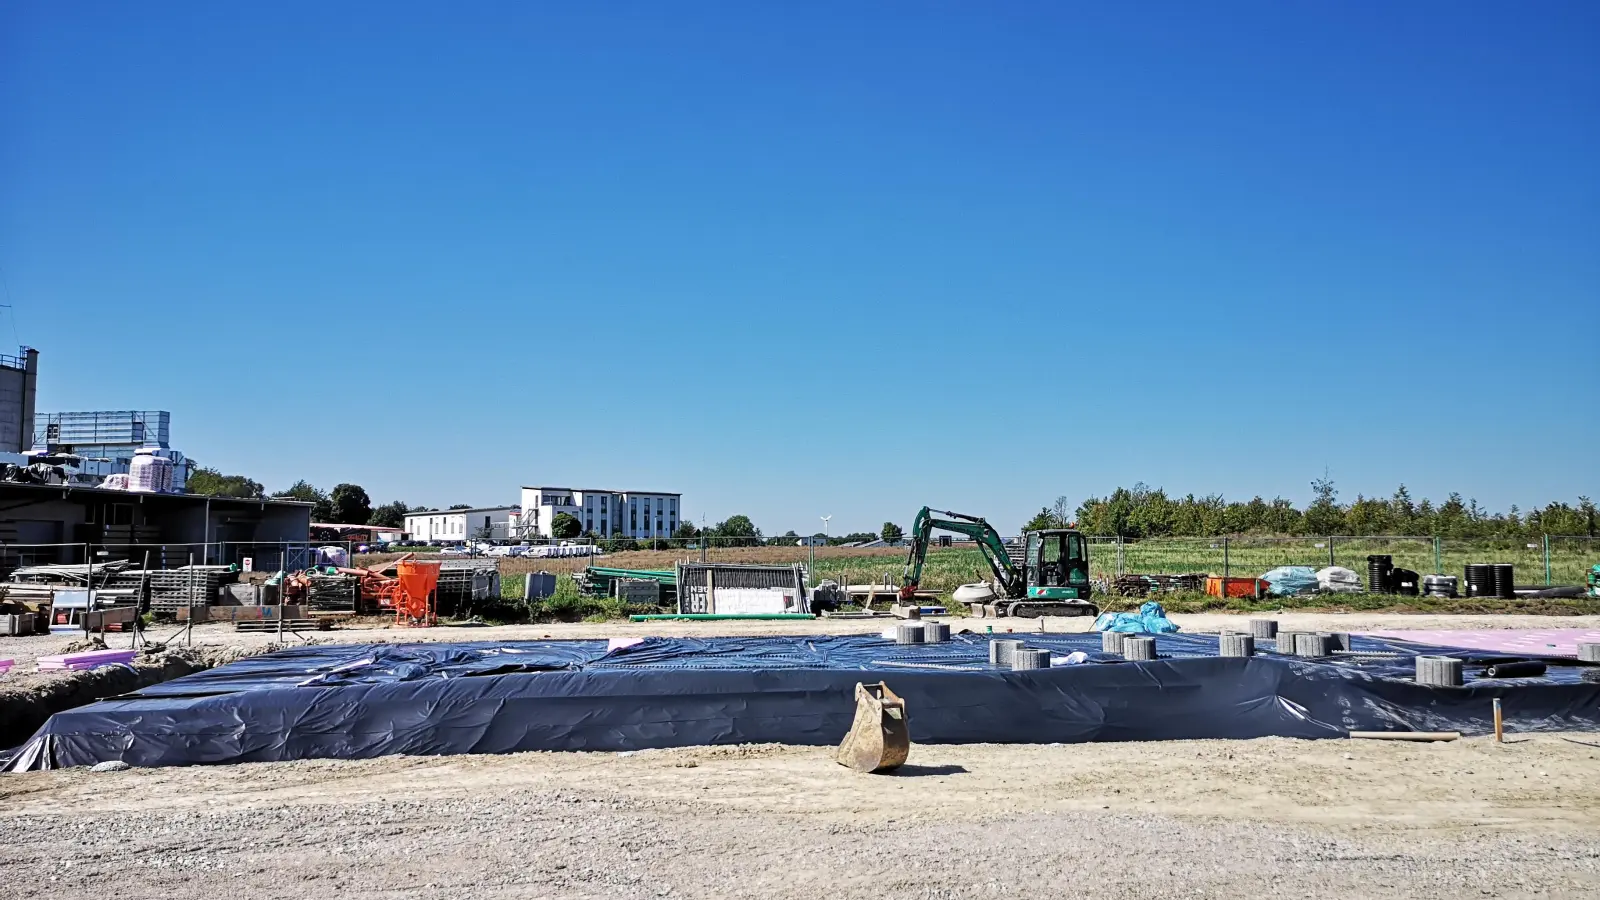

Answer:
[1493,698,1504,743]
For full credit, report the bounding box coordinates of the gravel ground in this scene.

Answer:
[4,615,1600,898]
[3,736,1599,899]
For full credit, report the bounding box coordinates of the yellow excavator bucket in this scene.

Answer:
[836,681,910,773]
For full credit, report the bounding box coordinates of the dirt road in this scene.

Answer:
[3,734,1598,899]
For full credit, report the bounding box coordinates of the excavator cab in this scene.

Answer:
[1023,530,1092,601]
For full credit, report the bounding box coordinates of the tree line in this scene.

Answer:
[186,469,445,528]
[1023,479,1598,540]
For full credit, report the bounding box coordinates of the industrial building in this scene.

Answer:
[31,409,196,491]
[517,486,680,539]
[0,347,39,454]
[0,482,313,570]
[404,506,522,544]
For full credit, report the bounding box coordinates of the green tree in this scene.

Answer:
[1302,475,1345,535]
[551,512,582,540]
[1345,494,1393,535]
[605,534,641,552]
[271,479,333,520]
[671,522,700,540]
[368,501,409,528]
[328,483,372,525]
[187,467,264,499]
[1022,507,1058,533]
[448,503,473,510]
[712,514,761,546]
[880,522,904,543]
[832,531,877,546]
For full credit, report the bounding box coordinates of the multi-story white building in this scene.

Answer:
[517,486,681,539]
[404,506,521,544]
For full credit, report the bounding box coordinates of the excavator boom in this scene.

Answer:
[899,507,1023,600]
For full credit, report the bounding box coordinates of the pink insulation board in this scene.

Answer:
[1363,629,1600,658]
[36,649,138,671]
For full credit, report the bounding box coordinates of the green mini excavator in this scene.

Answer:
[898,506,1098,618]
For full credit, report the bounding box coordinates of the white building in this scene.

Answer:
[517,486,681,539]
[404,506,521,544]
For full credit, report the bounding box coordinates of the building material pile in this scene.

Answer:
[1112,573,1205,596]
[143,566,238,611]
[436,559,499,606]
[575,566,676,602]
[302,573,358,613]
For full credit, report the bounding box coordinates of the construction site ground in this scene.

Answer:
[3,613,1599,899]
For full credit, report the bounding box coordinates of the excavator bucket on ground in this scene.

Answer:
[836,681,909,773]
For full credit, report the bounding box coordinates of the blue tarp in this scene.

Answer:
[7,631,1599,771]
[1263,566,1320,596]
[1092,600,1181,634]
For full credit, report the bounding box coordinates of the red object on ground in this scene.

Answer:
[1204,576,1269,599]
[393,561,442,627]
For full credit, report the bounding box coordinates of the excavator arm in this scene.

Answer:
[898,507,1022,601]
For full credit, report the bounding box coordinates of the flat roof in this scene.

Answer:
[521,485,680,496]
[0,482,313,508]
[403,506,520,516]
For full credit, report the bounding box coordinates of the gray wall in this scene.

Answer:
[0,349,39,454]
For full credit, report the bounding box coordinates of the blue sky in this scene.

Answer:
[2,2,1595,534]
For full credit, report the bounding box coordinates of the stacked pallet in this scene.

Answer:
[1113,573,1205,596]
[304,573,358,613]
[143,566,238,611]
[436,560,499,604]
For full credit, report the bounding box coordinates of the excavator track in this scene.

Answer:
[997,600,1099,618]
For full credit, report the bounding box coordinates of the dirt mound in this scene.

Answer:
[0,643,274,750]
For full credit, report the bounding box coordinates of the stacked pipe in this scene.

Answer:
[1101,630,1127,653]
[1422,574,1458,598]
[1578,642,1600,663]
[1464,564,1494,597]
[1249,619,1278,640]
[923,622,950,643]
[1492,564,1516,599]
[1366,555,1393,594]
[1275,631,1301,653]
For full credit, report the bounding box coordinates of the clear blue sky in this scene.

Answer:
[3,2,1595,534]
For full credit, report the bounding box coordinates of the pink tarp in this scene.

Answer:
[1363,629,1600,658]
[36,649,138,671]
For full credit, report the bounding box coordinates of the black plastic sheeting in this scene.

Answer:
[7,631,1600,770]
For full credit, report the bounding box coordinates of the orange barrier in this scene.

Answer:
[394,561,442,627]
[1204,576,1269,599]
